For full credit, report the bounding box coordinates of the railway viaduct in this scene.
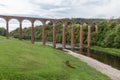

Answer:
[0,15,99,50]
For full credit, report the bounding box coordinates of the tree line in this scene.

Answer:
[0,20,120,48]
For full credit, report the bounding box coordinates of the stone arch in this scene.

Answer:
[38,19,46,45]
[74,20,81,24]
[89,22,99,46]
[8,19,20,39]
[0,17,10,38]
[34,20,43,25]
[65,21,74,49]
[45,20,53,43]
[81,22,88,46]
[0,17,6,22]
[9,18,19,31]
[0,18,6,28]
[34,20,43,42]
[22,19,32,40]
[0,15,102,48]
[78,21,85,49]
[8,18,20,22]
[54,20,63,48]
[74,20,83,48]
[85,22,94,47]
[0,16,9,22]
[50,20,57,48]
[22,19,31,24]
[56,20,64,24]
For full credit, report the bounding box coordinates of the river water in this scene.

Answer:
[76,48,120,70]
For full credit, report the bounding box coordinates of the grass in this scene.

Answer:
[0,36,110,80]
[88,46,120,57]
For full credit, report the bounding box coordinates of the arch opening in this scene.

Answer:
[74,22,80,48]
[55,21,63,48]
[91,23,98,46]
[34,20,43,42]
[45,20,53,43]
[22,19,32,40]
[9,19,19,38]
[0,18,6,37]
[83,23,88,45]
[65,22,73,49]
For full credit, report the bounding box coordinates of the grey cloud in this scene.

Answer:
[0,4,6,7]
[83,1,103,6]
[82,0,111,6]
[29,0,73,10]
[29,0,61,10]
[10,0,120,18]
[60,0,73,6]
[39,4,61,10]
[29,0,72,16]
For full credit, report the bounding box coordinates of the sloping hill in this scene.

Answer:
[0,36,110,80]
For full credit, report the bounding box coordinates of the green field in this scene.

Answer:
[0,36,110,80]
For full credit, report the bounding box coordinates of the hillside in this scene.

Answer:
[0,36,110,80]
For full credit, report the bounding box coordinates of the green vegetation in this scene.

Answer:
[91,21,120,48]
[10,20,120,48]
[0,36,110,80]
[9,20,120,56]
[0,27,6,36]
[10,22,95,45]
[87,46,120,57]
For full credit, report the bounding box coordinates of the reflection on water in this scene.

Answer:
[77,48,120,70]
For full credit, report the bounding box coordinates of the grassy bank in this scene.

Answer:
[88,46,120,57]
[0,36,110,80]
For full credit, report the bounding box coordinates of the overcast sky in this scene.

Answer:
[0,0,120,31]
[0,0,120,18]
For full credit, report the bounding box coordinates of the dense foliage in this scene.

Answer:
[10,21,120,48]
[0,27,6,36]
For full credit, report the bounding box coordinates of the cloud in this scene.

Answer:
[0,0,120,19]
[1,0,120,31]
[0,3,6,7]
[82,0,111,6]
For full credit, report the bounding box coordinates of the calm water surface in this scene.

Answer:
[75,48,120,70]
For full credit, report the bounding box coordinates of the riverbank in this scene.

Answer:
[64,49,120,80]
[86,46,120,57]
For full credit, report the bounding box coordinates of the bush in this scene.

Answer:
[0,27,6,36]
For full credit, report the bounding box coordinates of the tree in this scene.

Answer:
[0,27,6,36]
